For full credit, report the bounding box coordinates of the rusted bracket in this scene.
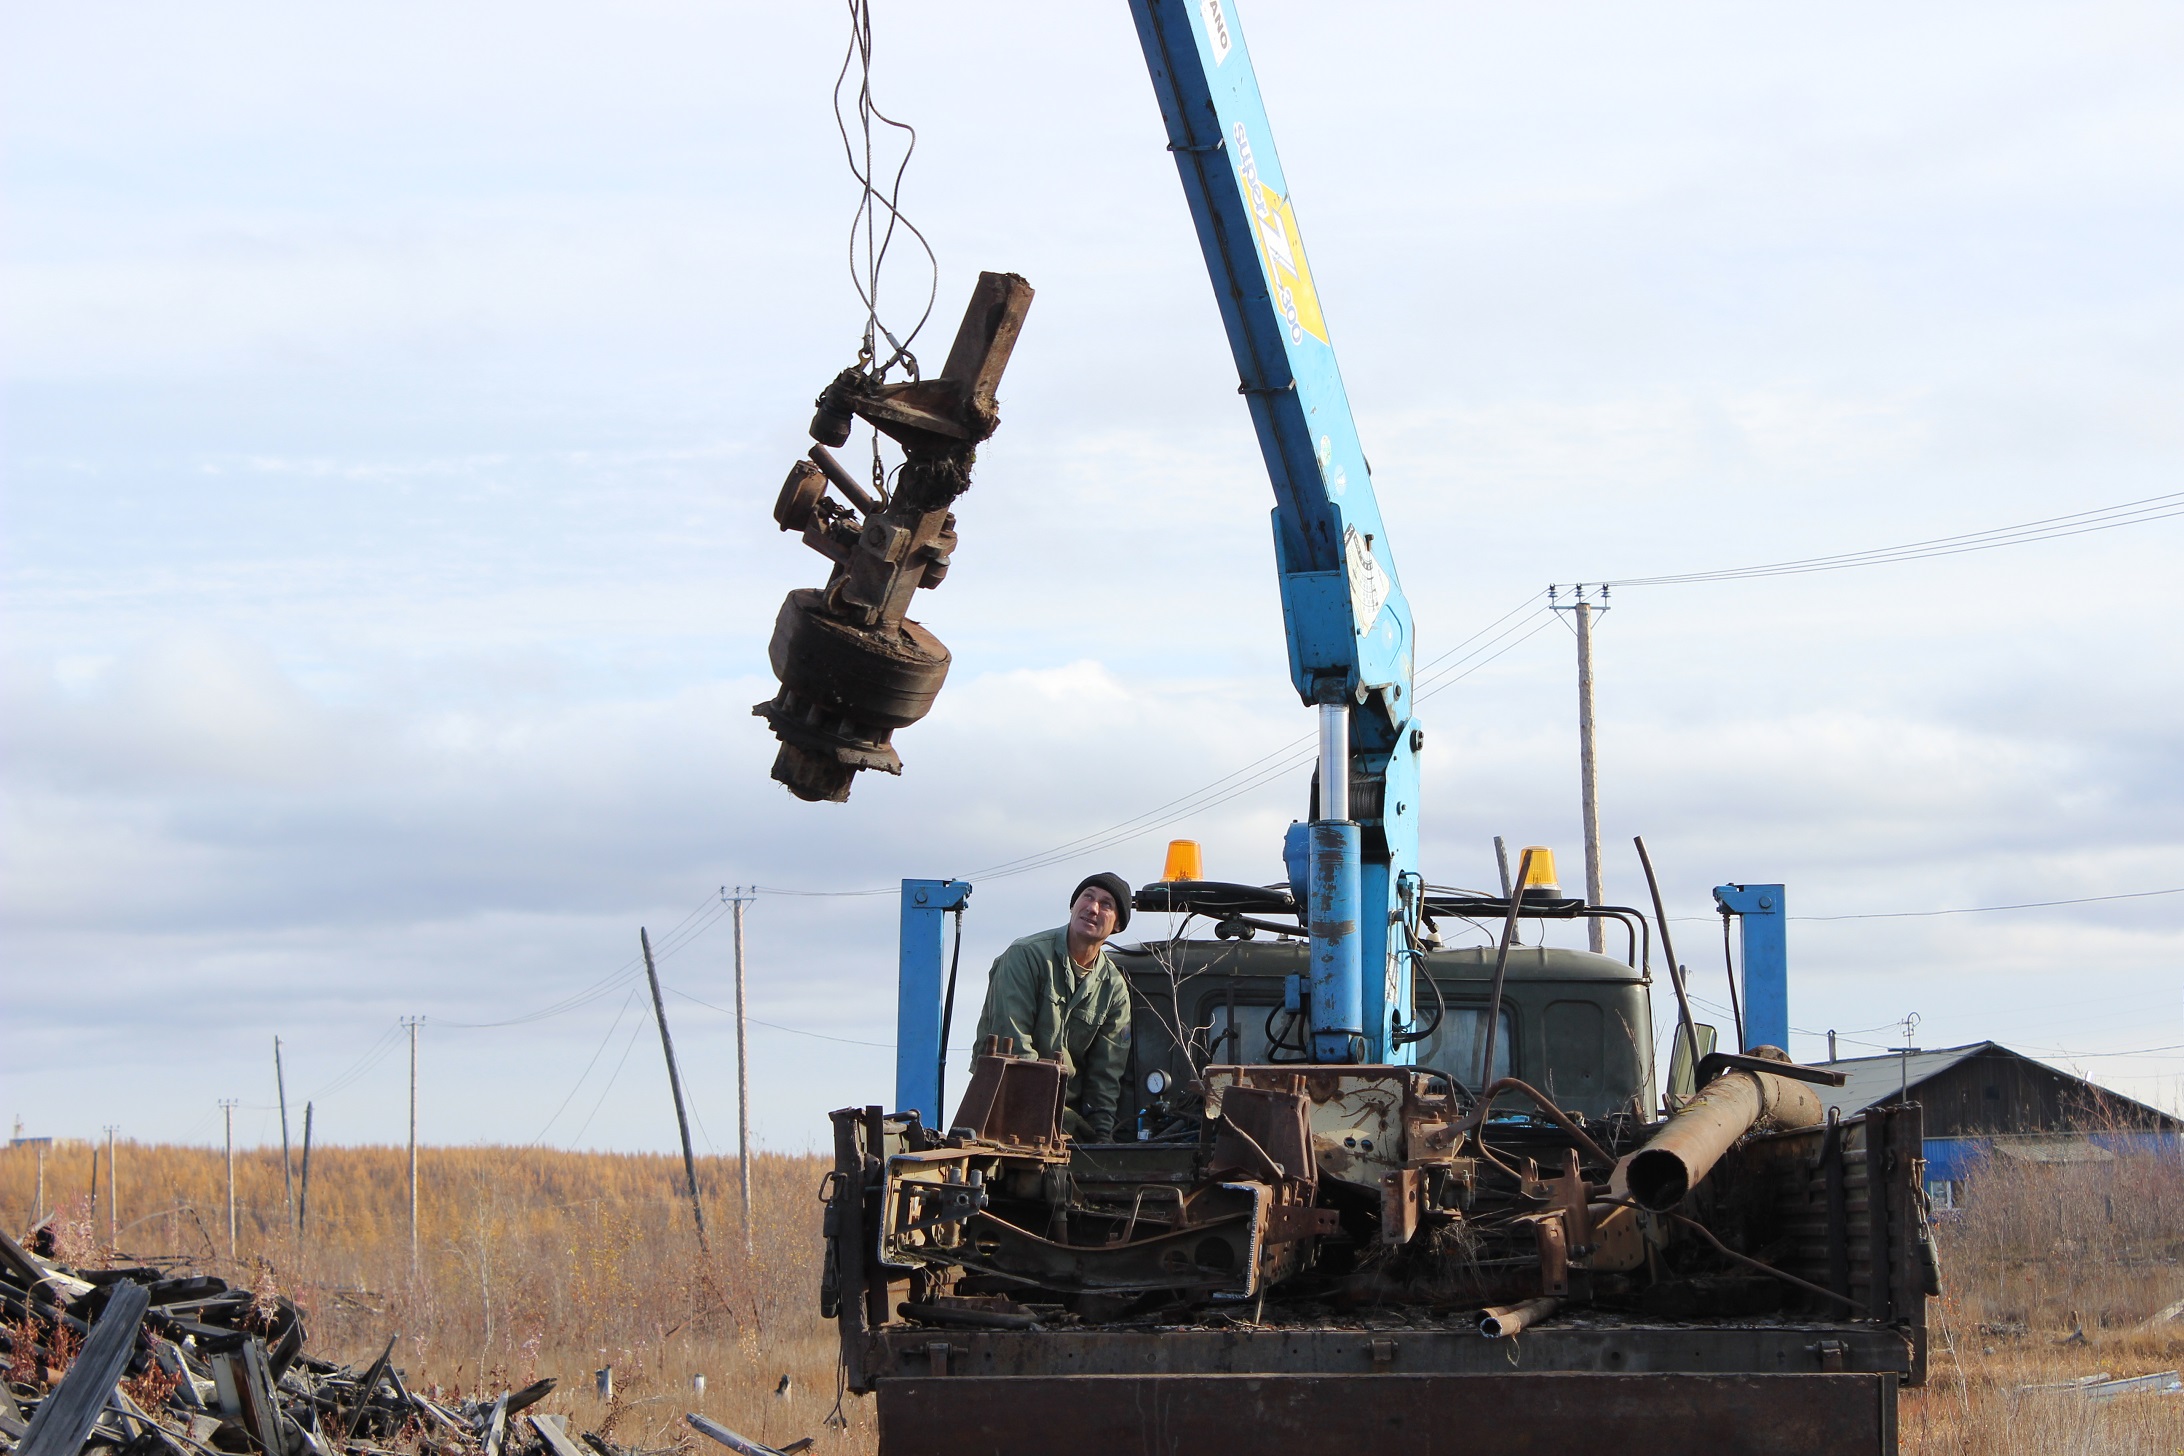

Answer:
[1697,1051,1847,1088]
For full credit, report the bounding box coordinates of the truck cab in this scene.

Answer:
[1116,937,1656,1130]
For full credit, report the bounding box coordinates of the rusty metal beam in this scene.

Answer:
[876,1372,1896,1455]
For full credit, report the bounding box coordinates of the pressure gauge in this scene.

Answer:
[1145,1068,1170,1096]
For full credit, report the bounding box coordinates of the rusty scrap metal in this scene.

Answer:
[0,1231,649,1456]
[875,1372,1900,1455]
[948,1043,1069,1152]
[755,271,1034,802]
[1619,1052,1826,1212]
[1479,1296,1560,1338]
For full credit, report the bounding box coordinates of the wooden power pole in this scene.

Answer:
[731,891,755,1258]
[1575,596,1605,953]
[403,1017,424,1272]
[218,1100,239,1259]
[1551,586,1609,953]
[103,1126,118,1247]
[274,1037,295,1234]
[641,928,711,1256]
[297,1103,314,1236]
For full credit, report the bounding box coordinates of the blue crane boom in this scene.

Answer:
[1128,0,1422,1063]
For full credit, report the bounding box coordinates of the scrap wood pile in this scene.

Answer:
[0,1225,797,1456]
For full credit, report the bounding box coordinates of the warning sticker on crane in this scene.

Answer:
[1231,122,1328,348]
[1345,524,1389,633]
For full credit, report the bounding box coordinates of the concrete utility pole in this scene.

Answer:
[1550,586,1609,953]
[274,1037,294,1234]
[641,928,711,1257]
[402,1017,425,1272]
[103,1126,118,1246]
[730,890,755,1259]
[219,1100,239,1259]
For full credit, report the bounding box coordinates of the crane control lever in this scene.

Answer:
[755,271,1034,801]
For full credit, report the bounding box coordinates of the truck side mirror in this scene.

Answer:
[1665,1023,1720,1105]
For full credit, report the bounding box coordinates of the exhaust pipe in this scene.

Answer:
[1480,1297,1560,1338]
[1619,1050,1824,1212]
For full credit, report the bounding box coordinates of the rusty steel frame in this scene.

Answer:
[876,1372,1897,1455]
[860,1321,1915,1384]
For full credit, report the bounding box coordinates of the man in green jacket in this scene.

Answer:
[971,872,1134,1142]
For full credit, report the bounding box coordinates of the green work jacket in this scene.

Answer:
[971,926,1133,1142]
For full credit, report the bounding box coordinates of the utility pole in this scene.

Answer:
[729,889,755,1259]
[297,1103,314,1236]
[1549,585,1608,952]
[1898,1013,1921,1104]
[103,1126,118,1247]
[402,1017,425,1273]
[219,1100,239,1260]
[274,1037,294,1234]
[641,928,710,1257]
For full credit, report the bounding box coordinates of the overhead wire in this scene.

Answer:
[668,985,895,1049]
[304,1024,405,1101]
[1599,489,2184,588]
[435,890,729,1029]
[1794,885,2184,921]
[752,592,1556,896]
[566,1014,648,1148]
[530,988,641,1147]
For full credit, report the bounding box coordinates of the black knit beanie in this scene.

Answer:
[1071,872,1132,934]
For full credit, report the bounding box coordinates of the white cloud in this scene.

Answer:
[6,1,2183,1143]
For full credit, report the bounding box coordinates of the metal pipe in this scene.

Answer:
[1316,701,1348,821]
[1461,1077,1616,1168]
[1619,1063,1824,1211]
[1720,913,1746,1052]
[1481,1296,1560,1338]
[1662,1211,1862,1312]
[806,444,883,515]
[1633,836,1700,1100]
[1473,848,1532,1092]
[1308,699,1361,1060]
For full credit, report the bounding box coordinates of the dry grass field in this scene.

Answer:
[0,1141,858,1454]
[1902,1144,2184,1454]
[5,1134,2180,1453]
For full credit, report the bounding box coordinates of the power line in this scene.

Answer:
[1601,489,2184,588]
[530,988,641,1146]
[757,600,1559,898]
[2018,1041,2184,1060]
[668,985,896,1049]
[1667,884,2184,925]
[566,1014,648,1147]
[305,1023,404,1100]
[435,891,729,1029]
[1793,885,2184,922]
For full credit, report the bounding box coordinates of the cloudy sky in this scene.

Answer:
[6,1,2182,1159]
